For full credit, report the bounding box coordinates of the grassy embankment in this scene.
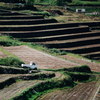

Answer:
[0,2,100,99]
[33,0,100,6]
[0,35,100,68]
[0,35,96,100]
[10,64,95,100]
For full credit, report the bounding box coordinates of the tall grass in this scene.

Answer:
[0,35,22,46]
[0,35,25,67]
[0,57,25,67]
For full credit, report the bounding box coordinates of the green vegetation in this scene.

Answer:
[0,35,25,67]
[0,2,100,100]
[0,2,37,10]
[0,78,16,89]
[43,65,92,73]
[70,6,100,13]
[0,72,55,89]
[60,65,92,73]
[0,35,99,68]
[0,35,99,100]
[34,0,64,6]
[0,66,28,74]
[19,10,51,16]
[34,0,100,6]
[24,0,34,6]
[11,68,97,100]
[0,35,22,46]
[11,73,74,100]
[0,57,25,67]
[64,72,96,82]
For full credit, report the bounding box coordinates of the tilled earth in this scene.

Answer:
[3,45,100,72]
[3,45,80,69]
[0,80,41,100]
[60,55,100,72]
[1,45,100,100]
[0,71,62,100]
[36,81,99,100]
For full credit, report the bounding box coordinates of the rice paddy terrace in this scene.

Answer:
[0,66,61,100]
[0,8,100,100]
[0,9,100,61]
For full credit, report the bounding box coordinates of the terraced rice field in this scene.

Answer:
[1,19,99,61]
[60,55,100,72]
[0,80,41,100]
[0,70,62,100]
[0,8,100,61]
[0,8,100,100]
[36,81,98,100]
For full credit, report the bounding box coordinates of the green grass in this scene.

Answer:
[64,71,96,82]
[0,34,99,100]
[34,0,100,6]
[19,10,51,16]
[42,65,92,73]
[0,35,23,46]
[34,0,59,6]
[11,73,75,100]
[0,35,25,67]
[0,34,99,68]
[0,57,25,67]
[11,69,97,100]
[0,47,25,67]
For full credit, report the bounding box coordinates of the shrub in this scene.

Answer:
[0,57,25,67]
[12,74,74,100]
[0,41,20,46]
[0,66,28,74]
[64,65,92,73]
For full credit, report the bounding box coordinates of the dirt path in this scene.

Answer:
[3,45,80,69]
[60,55,100,72]
[36,81,98,100]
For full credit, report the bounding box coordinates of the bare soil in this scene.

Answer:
[0,74,21,83]
[0,71,63,100]
[3,45,100,72]
[36,81,99,100]
[60,55,100,72]
[0,80,41,100]
[3,45,80,69]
